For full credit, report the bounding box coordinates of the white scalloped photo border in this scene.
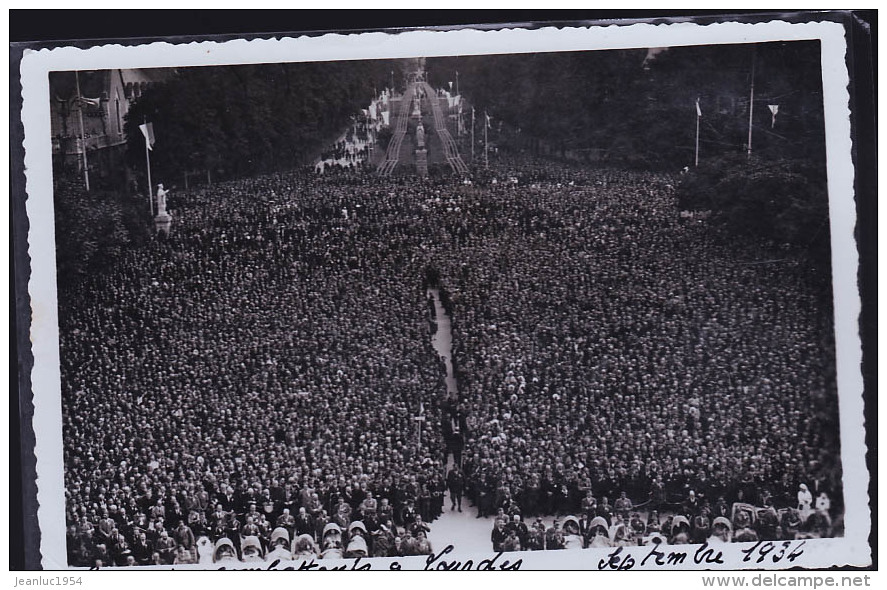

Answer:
[19,17,868,570]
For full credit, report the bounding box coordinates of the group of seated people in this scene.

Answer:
[488,483,837,551]
[66,479,440,567]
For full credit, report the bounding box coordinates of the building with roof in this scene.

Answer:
[50,68,171,188]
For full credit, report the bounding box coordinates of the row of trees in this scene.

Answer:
[55,60,408,286]
[427,41,826,170]
[124,60,408,185]
[426,42,830,263]
[57,44,829,287]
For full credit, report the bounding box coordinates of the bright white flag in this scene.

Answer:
[768,104,779,127]
[139,122,155,151]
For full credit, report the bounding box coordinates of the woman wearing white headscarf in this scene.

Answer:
[797,484,813,520]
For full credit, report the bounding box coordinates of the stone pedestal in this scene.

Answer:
[154,211,173,235]
[416,148,428,177]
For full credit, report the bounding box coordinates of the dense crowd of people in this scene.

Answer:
[435,156,841,543]
[60,167,454,567]
[484,486,836,552]
[58,152,841,567]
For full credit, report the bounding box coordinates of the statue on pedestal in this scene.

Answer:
[156,183,170,216]
[154,183,173,235]
[416,122,425,149]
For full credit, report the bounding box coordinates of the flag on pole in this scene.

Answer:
[485,112,492,128]
[768,104,779,128]
[73,96,102,108]
[139,122,155,151]
[696,98,702,118]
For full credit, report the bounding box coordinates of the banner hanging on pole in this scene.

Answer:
[72,96,102,108]
[139,122,155,151]
[768,104,779,127]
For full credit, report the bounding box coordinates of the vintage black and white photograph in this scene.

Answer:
[18,16,871,571]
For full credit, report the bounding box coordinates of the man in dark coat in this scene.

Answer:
[447,465,465,512]
[294,507,315,538]
[399,499,418,528]
[491,518,508,552]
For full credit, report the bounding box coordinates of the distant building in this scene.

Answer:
[50,68,171,186]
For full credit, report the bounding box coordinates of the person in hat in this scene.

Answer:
[548,519,567,550]
[371,523,395,558]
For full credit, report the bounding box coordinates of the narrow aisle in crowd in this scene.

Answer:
[425,286,584,556]
[426,287,492,554]
[428,288,492,553]
[428,287,458,397]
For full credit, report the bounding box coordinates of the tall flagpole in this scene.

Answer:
[484,111,489,169]
[747,46,756,159]
[695,98,701,167]
[144,117,153,217]
[74,71,90,191]
[471,108,475,163]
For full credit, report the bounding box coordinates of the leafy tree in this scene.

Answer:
[124,59,395,187]
[677,153,830,265]
[426,41,825,170]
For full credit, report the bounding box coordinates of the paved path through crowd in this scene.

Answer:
[428,288,458,397]
[424,292,566,556]
[425,287,493,554]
